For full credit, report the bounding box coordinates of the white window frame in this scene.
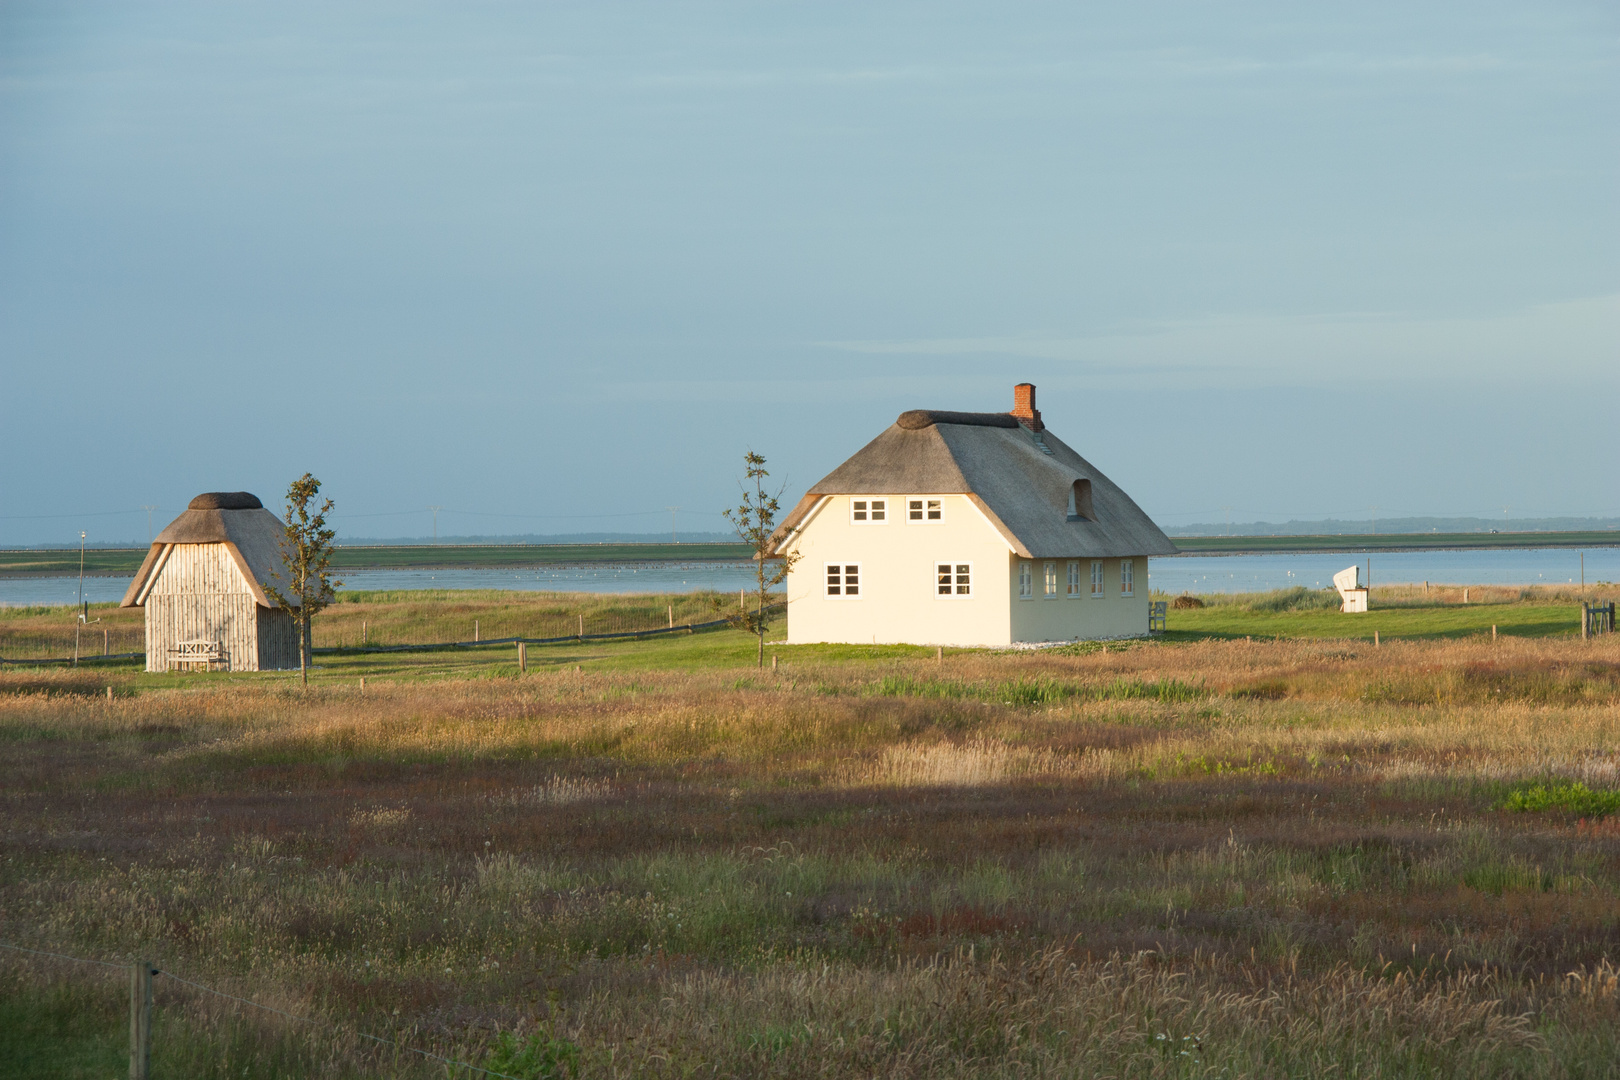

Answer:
[907,497,944,523]
[1018,560,1034,600]
[850,498,888,524]
[1066,560,1082,598]
[1090,560,1105,598]
[825,563,861,598]
[935,561,972,598]
[1043,561,1058,599]
[1120,559,1134,597]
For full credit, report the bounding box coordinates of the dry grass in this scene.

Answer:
[3,629,1620,1076]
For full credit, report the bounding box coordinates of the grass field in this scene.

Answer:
[3,589,1620,1078]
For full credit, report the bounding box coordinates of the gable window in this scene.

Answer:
[1066,561,1081,597]
[826,564,860,597]
[1120,559,1134,597]
[936,562,971,596]
[908,498,943,522]
[1044,561,1058,598]
[1090,560,1105,597]
[1018,561,1033,599]
[851,499,887,523]
[1067,479,1095,522]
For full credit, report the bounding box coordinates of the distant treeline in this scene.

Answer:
[1166,516,1620,537]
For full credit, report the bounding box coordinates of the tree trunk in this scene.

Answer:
[299,610,310,686]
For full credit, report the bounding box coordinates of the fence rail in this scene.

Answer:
[0,604,784,666]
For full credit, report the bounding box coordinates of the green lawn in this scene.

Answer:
[1162,598,1583,641]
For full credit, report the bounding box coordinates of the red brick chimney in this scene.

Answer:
[1010,382,1043,431]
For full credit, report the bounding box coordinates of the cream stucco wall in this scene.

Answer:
[1007,555,1150,643]
[781,494,1153,647]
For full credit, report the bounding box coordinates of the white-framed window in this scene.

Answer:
[1019,561,1033,599]
[850,498,887,523]
[907,498,943,523]
[1066,561,1082,597]
[1090,560,1105,597]
[1120,559,1134,597]
[936,562,971,596]
[1044,561,1058,598]
[826,563,861,597]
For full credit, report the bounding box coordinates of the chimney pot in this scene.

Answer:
[1010,382,1043,431]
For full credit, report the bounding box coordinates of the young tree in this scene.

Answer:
[263,473,342,685]
[723,451,800,670]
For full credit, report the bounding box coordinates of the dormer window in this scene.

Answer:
[1066,479,1094,522]
[851,498,887,523]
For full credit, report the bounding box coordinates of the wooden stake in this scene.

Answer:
[130,960,154,1080]
[578,613,583,639]
[104,627,109,656]
[1374,631,1380,646]
[936,646,943,664]
[518,641,527,673]
[106,686,113,704]
[359,677,366,694]
[475,620,479,643]
[668,605,674,629]
[1464,588,1469,604]
[771,654,778,671]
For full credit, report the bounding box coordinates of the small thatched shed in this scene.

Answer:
[121,492,300,672]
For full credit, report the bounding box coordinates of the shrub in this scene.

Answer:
[1499,780,1620,817]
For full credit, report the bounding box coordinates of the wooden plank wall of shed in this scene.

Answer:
[143,543,262,672]
[256,608,300,671]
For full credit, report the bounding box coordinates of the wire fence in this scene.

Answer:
[0,939,525,1079]
[0,602,785,666]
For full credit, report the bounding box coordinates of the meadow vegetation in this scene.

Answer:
[2,588,1620,1077]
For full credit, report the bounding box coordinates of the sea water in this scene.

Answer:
[3,548,1616,607]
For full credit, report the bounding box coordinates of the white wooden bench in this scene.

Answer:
[169,640,225,671]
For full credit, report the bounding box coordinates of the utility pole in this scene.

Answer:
[666,506,680,544]
[141,506,157,544]
[428,506,442,544]
[78,530,87,622]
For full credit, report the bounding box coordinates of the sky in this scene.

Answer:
[2,1,1616,546]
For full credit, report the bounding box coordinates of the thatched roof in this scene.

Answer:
[770,410,1176,560]
[120,493,297,609]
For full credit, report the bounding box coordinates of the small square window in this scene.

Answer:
[1019,561,1033,599]
[1044,561,1058,598]
[1090,560,1104,597]
[851,498,886,523]
[908,498,943,522]
[936,562,971,596]
[826,563,860,597]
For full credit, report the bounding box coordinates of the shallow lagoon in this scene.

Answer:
[3,548,1615,606]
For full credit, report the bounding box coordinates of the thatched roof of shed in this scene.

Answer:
[770,412,1177,560]
[120,493,297,609]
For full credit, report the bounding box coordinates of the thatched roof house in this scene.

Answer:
[121,492,299,672]
[767,384,1175,647]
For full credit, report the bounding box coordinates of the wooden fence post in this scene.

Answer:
[104,628,109,656]
[130,960,154,1080]
[578,614,583,640]
[518,641,527,673]
[668,605,673,629]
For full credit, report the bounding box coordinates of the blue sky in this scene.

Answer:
[2,1,1616,545]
